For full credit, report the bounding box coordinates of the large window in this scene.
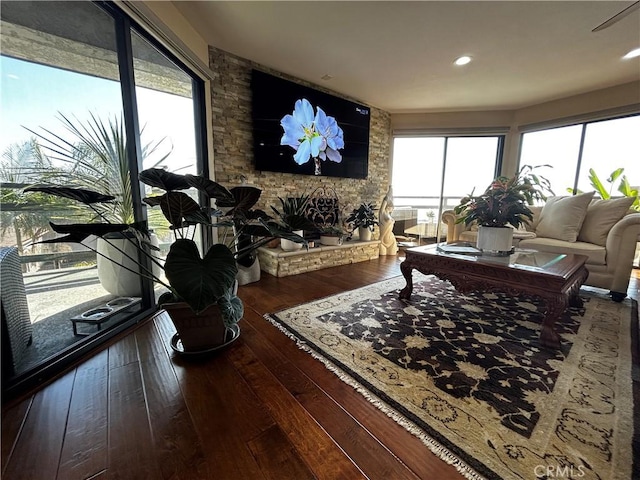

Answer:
[392,135,502,242]
[0,1,207,394]
[519,115,640,196]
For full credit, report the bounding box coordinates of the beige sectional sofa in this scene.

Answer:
[442,194,640,301]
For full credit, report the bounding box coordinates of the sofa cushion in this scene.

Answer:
[577,197,635,246]
[518,237,606,265]
[524,206,543,232]
[535,192,594,242]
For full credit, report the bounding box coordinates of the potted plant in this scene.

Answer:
[453,165,553,255]
[25,168,306,353]
[570,167,639,211]
[270,193,317,251]
[318,225,346,246]
[346,202,378,241]
[24,112,170,296]
[215,183,272,285]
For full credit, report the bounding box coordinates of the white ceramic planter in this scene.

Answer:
[97,232,161,296]
[476,226,513,255]
[320,235,343,246]
[358,226,372,241]
[280,230,304,251]
[236,257,261,285]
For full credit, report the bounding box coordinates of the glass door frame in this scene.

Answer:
[517,112,640,195]
[2,0,210,400]
[392,133,505,242]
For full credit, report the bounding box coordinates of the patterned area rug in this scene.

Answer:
[265,274,638,480]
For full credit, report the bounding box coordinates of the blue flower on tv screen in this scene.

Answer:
[280,99,345,173]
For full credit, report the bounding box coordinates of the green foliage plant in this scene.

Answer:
[26,169,306,321]
[270,192,317,232]
[2,112,173,254]
[319,224,346,236]
[454,165,554,229]
[25,112,171,224]
[216,184,282,268]
[570,168,639,212]
[346,202,379,231]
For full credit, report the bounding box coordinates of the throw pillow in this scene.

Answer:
[535,192,595,242]
[577,197,635,246]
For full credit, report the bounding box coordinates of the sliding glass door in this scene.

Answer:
[0,1,208,395]
[392,135,502,243]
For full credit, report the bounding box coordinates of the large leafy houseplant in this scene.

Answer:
[216,183,281,284]
[25,112,170,224]
[26,168,305,351]
[454,165,553,229]
[453,165,553,255]
[18,113,172,296]
[570,168,639,212]
[270,193,317,251]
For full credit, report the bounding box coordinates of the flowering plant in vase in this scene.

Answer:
[454,165,553,229]
[453,165,553,254]
[280,98,345,175]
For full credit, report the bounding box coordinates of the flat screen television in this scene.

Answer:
[251,69,370,179]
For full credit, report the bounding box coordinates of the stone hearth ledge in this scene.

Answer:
[257,240,381,277]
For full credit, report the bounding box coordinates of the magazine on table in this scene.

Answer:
[436,242,483,255]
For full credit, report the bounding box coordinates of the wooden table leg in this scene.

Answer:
[569,293,584,308]
[399,260,414,300]
[539,293,568,349]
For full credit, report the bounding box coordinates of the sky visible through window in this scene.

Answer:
[1,55,195,172]
[393,116,640,211]
[392,136,498,207]
[520,116,640,196]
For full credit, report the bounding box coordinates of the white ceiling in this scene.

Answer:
[172,1,640,113]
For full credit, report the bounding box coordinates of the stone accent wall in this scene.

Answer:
[258,241,381,277]
[208,46,391,226]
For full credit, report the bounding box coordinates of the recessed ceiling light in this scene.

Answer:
[622,47,640,60]
[454,56,472,66]
[321,74,333,81]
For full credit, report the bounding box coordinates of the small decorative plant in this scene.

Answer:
[319,225,346,236]
[346,202,378,231]
[454,165,553,229]
[217,184,274,268]
[318,224,346,245]
[270,193,317,232]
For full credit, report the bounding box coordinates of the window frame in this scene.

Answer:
[517,112,640,195]
[391,132,505,240]
[2,0,210,399]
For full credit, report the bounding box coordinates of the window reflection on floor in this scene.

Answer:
[14,259,168,375]
[17,263,133,374]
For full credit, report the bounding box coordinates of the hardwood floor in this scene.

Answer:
[2,256,639,480]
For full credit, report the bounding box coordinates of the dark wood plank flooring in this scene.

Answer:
[2,254,639,480]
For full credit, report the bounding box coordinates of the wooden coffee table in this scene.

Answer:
[399,245,589,349]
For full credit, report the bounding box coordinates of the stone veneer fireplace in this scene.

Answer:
[208,46,392,221]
